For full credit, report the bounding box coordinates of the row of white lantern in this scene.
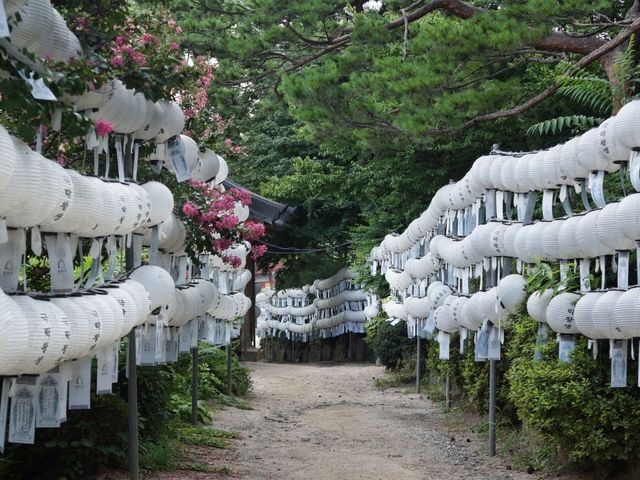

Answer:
[0,278,151,376]
[0,127,175,235]
[427,195,640,269]
[370,101,640,268]
[5,0,82,63]
[311,268,356,296]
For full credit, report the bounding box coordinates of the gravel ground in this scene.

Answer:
[209,362,584,480]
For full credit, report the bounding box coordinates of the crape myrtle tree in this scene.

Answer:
[154,0,640,285]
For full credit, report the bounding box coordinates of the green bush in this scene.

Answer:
[364,316,415,371]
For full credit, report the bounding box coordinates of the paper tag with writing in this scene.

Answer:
[558,334,576,363]
[8,386,37,444]
[611,339,628,388]
[167,136,190,182]
[26,75,57,101]
[438,331,450,360]
[96,348,113,395]
[36,374,61,428]
[68,357,91,410]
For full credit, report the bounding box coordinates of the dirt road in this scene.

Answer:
[212,362,546,480]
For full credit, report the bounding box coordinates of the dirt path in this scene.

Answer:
[211,362,549,480]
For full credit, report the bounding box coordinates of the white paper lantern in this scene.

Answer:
[434,304,458,333]
[155,101,185,144]
[596,202,636,252]
[129,265,176,312]
[541,145,564,187]
[575,211,607,259]
[540,219,562,261]
[527,151,549,191]
[141,181,174,227]
[612,100,640,149]
[215,155,229,185]
[613,287,640,338]
[496,274,525,314]
[192,149,220,182]
[526,289,553,323]
[0,293,29,375]
[460,291,485,331]
[556,215,581,259]
[573,291,605,338]
[501,222,523,258]
[499,156,521,193]
[591,290,624,339]
[616,193,640,241]
[558,137,586,181]
[546,292,580,334]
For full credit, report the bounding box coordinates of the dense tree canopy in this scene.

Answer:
[149,0,640,286]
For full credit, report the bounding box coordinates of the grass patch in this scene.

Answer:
[178,425,239,449]
[178,462,232,474]
[215,392,252,410]
[374,371,415,390]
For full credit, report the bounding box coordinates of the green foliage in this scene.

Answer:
[364,316,414,371]
[527,115,601,136]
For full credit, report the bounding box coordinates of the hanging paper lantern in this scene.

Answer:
[192,149,220,182]
[573,291,605,338]
[501,222,523,258]
[540,219,563,262]
[499,156,522,193]
[154,101,185,144]
[527,151,549,191]
[613,287,640,338]
[575,210,608,259]
[576,127,617,173]
[596,116,629,164]
[434,303,458,333]
[450,296,469,327]
[141,181,174,227]
[541,145,565,187]
[471,155,498,190]
[133,100,163,141]
[496,274,525,314]
[215,155,229,185]
[590,290,624,339]
[5,0,56,58]
[459,291,485,331]
[558,137,586,181]
[596,202,636,252]
[546,292,581,334]
[616,194,640,241]
[514,154,535,192]
[489,156,508,191]
[556,215,581,259]
[0,293,29,375]
[612,100,640,149]
[0,125,17,193]
[129,265,176,312]
[404,295,432,319]
[513,224,535,263]
[526,289,553,323]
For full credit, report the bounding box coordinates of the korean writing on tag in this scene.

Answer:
[166,136,190,182]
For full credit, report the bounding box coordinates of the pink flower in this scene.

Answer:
[95,118,113,136]
[141,33,155,45]
[217,214,239,230]
[182,201,200,218]
[176,26,183,34]
[223,255,242,268]
[56,156,66,166]
[110,55,125,67]
[115,35,128,47]
[250,244,268,260]
[244,221,265,240]
[212,238,232,251]
[183,107,195,120]
[170,42,180,51]
[230,188,252,206]
[168,19,176,27]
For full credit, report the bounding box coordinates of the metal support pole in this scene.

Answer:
[445,374,451,410]
[488,359,497,456]
[124,139,139,480]
[416,335,421,394]
[127,330,139,480]
[191,347,199,425]
[226,343,232,396]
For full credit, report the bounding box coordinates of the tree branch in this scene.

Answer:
[428,16,640,135]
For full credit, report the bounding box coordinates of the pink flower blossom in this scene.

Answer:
[170,42,180,51]
[95,118,113,136]
[110,55,125,67]
[175,26,183,34]
[250,244,268,260]
[141,33,155,44]
[183,107,195,120]
[168,19,176,27]
[212,238,232,251]
[223,255,242,268]
[182,201,200,218]
[217,214,239,230]
[115,35,128,47]
[230,188,252,206]
[56,156,66,166]
[244,221,265,240]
